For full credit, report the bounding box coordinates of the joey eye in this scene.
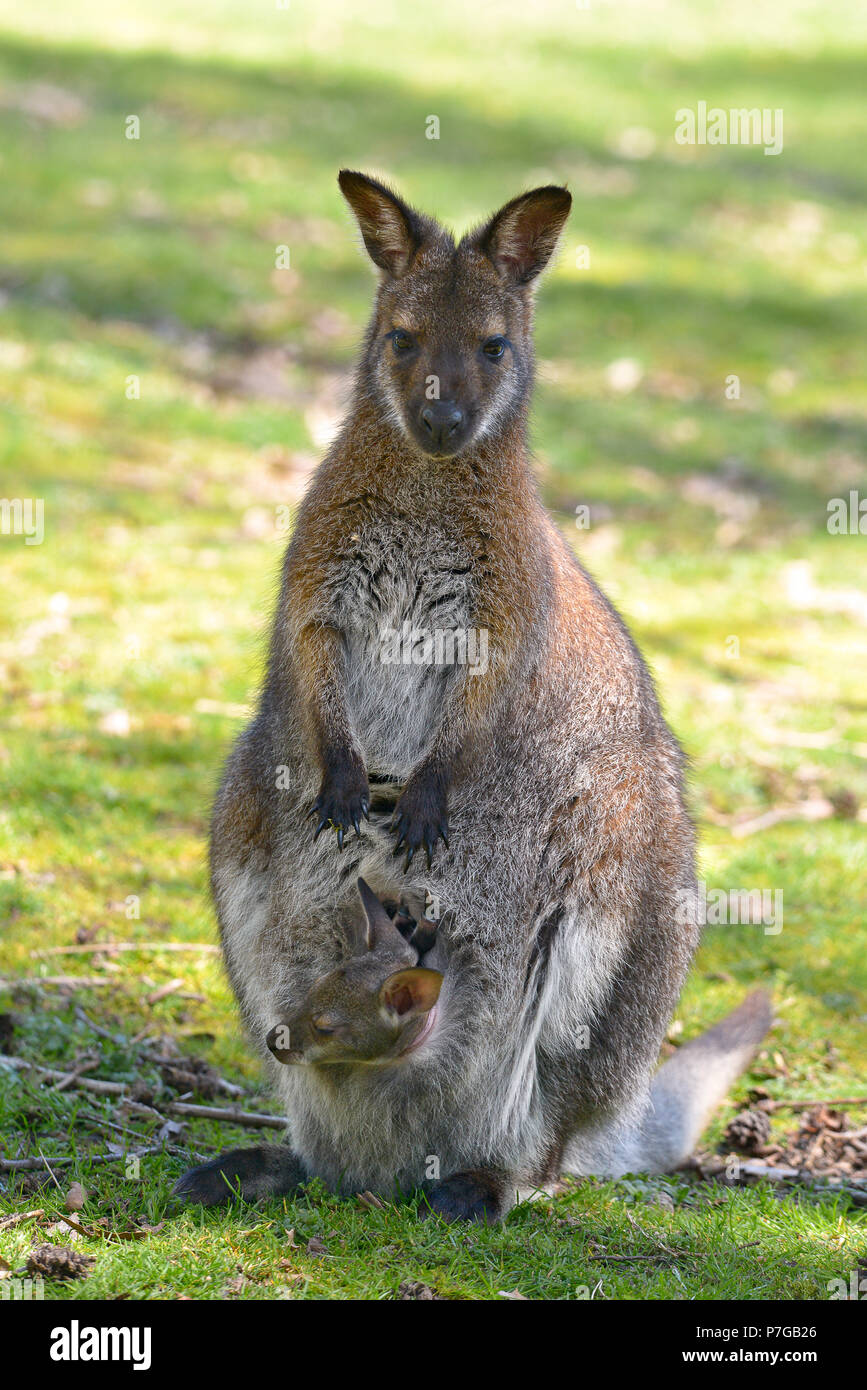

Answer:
[482,336,507,360]
[390,329,415,354]
[312,1017,340,1037]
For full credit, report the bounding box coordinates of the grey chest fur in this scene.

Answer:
[330,519,477,776]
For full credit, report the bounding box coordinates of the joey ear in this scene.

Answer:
[356,877,396,952]
[380,967,443,1018]
[338,170,431,278]
[471,185,572,286]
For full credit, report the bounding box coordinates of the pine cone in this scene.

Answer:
[398,1281,442,1300]
[724,1108,771,1154]
[27,1244,94,1281]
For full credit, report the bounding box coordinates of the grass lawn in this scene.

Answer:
[0,0,865,1299]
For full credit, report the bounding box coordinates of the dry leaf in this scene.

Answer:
[357,1191,385,1210]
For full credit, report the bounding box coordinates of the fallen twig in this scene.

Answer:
[0,977,114,989]
[38,1148,63,1190]
[161,1102,285,1130]
[759,1097,867,1112]
[0,1056,283,1129]
[34,943,220,957]
[731,798,833,840]
[830,1125,867,1144]
[146,979,185,1005]
[0,1209,44,1230]
[54,1058,100,1092]
[71,1011,244,1098]
[74,1007,127,1045]
[1,1056,127,1095]
[0,1147,163,1172]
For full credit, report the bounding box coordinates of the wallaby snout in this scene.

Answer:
[419,399,465,453]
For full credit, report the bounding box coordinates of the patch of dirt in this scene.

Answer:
[726,1104,867,1182]
[765,1105,867,1181]
[154,1054,223,1099]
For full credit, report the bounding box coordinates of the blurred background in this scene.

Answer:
[1,0,865,1088]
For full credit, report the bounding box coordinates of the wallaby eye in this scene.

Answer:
[482,336,507,360]
[390,329,415,354]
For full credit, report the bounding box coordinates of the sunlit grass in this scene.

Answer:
[0,0,865,1299]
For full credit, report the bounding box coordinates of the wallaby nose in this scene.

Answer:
[419,401,464,449]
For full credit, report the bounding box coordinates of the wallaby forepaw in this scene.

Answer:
[421,1170,506,1224]
[392,770,449,872]
[310,761,370,849]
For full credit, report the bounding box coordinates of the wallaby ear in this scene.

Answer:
[380,967,443,1018]
[338,170,430,279]
[471,185,572,286]
[356,877,396,952]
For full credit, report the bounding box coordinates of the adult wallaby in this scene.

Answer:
[174,172,771,1219]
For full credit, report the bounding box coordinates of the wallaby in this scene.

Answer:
[265,878,442,1066]
[174,171,772,1220]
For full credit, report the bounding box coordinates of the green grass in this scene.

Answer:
[1,0,866,1299]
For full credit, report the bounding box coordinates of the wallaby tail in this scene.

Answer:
[591,991,773,1178]
[635,990,773,1173]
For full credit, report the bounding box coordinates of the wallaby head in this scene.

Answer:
[338,170,571,458]
[266,878,443,1066]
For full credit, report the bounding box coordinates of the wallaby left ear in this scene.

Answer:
[471,185,572,286]
[380,967,443,1018]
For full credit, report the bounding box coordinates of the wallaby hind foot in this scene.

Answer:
[421,1168,509,1225]
[173,1144,306,1207]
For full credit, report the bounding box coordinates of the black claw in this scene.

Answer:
[439,823,449,849]
[352,815,361,838]
[337,825,344,851]
[360,799,370,821]
[312,815,330,841]
[423,834,434,870]
[403,845,415,873]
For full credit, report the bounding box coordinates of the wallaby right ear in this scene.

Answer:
[338,170,430,278]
